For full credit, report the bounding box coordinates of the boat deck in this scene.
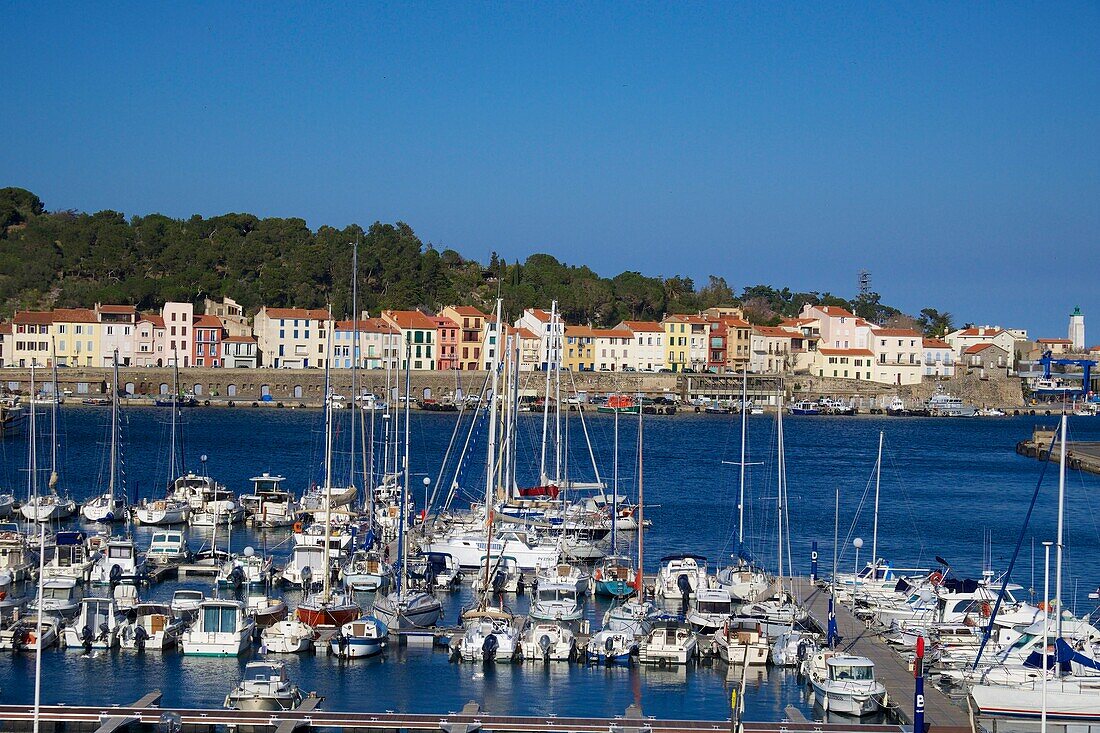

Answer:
[790,576,972,729]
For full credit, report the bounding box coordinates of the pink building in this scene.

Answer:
[192,314,224,367]
[135,314,166,367]
[432,315,460,371]
[162,302,194,366]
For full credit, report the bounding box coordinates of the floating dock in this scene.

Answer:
[790,577,972,729]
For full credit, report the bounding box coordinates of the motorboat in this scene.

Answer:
[971,676,1100,721]
[586,628,636,665]
[281,544,327,589]
[521,621,577,661]
[638,620,698,665]
[529,584,583,622]
[240,473,300,528]
[471,555,523,595]
[247,595,289,628]
[654,554,710,601]
[454,608,520,663]
[42,531,95,582]
[733,594,808,637]
[593,555,637,598]
[145,530,191,565]
[118,602,185,651]
[926,388,976,417]
[372,588,443,630]
[188,483,246,527]
[788,400,821,416]
[261,619,315,654]
[535,562,590,596]
[714,562,769,602]
[425,527,560,572]
[0,525,38,582]
[132,498,190,526]
[330,615,388,658]
[28,577,81,618]
[216,549,274,589]
[341,549,392,592]
[885,396,909,416]
[112,581,140,612]
[87,536,143,585]
[603,598,661,638]
[713,619,770,665]
[806,652,887,716]
[406,552,460,590]
[181,599,255,656]
[224,660,304,711]
[170,589,205,621]
[686,586,734,632]
[772,627,817,667]
[0,616,60,651]
[62,597,121,650]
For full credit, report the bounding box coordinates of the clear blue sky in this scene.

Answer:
[3,2,1097,338]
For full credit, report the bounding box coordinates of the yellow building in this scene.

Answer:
[661,315,708,372]
[563,326,596,372]
[51,308,100,367]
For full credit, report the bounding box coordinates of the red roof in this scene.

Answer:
[781,317,818,327]
[819,348,874,356]
[52,308,98,323]
[525,308,553,323]
[964,343,999,354]
[139,313,165,328]
[872,328,922,337]
[0,322,11,335]
[755,326,801,338]
[923,338,951,349]
[222,335,256,343]
[97,304,136,315]
[956,327,1005,337]
[263,307,332,320]
[192,314,223,328]
[618,320,663,333]
[335,317,398,334]
[815,305,857,319]
[431,315,459,329]
[383,310,437,331]
[1037,338,1072,344]
[663,314,708,325]
[512,327,539,340]
[13,311,54,325]
[447,305,488,318]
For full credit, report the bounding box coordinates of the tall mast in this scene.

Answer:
[1056,413,1066,639]
[349,238,359,490]
[871,430,883,574]
[49,339,58,489]
[636,395,644,591]
[738,370,748,546]
[553,316,562,484]
[168,355,178,482]
[109,350,119,499]
[321,326,334,601]
[776,391,785,592]
[27,366,37,503]
[399,334,413,596]
[612,400,619,555]
[539,301,557,484]
[482,301,503,595]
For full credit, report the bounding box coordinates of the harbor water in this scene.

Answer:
[0,406,1097,719]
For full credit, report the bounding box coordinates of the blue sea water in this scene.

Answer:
[0,406,1097,720]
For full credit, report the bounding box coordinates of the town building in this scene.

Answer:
[590,328,633,371]
[662,315,708,372]
[204,297,251,338]
[563,326,596,372]
[192,314,224,368]
[135,313,165,367]
[1036,338,1073,355]
[511,327,542,371]
[382,310,438,371]
[750,326,803,373]
[615,321,664,372]
[799,304,874,351]
[51,308,99,367]
[814,348,875,381]
[706,321,728,372]
[222,335,258,368]
[922,338,955,378]
[97,304,138,366]
[780,317,822,371]
[0,322,10,367]
[162,302,195,366]
[945,326,1024,362]
[253,307,333,369]
[10,311,54,367]
[718,317,752,372]
[440,306,489,371]
[869,328,923,386]
[514,307,563,371]
[963,343,1011,375]
[432,315,460,371]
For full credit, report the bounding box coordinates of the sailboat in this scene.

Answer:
[593,404,638,598]
[21,355,77,522]
[132,357,191,526]
[373,330,443,630]
[295,329,360,629]
[82,351,128,522]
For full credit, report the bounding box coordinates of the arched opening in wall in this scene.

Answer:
[193,384,203,396]
[156,359,163,367]
[293,385,303,399]
[423,387,432,399]
[227,384,237,397]
[159,383,169,395]
[261,384,271,397]
[125,382,135,396]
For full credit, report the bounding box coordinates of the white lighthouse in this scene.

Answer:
[1068,306,1085,352]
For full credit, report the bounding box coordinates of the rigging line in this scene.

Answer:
[883,438,928,566]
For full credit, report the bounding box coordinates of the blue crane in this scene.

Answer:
[1037,350,1097,397]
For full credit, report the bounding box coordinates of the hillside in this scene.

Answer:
[0,187,945,331]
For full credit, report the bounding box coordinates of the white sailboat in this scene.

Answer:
[81,352,128,522]
[132,358,190,525]
[21,359,76,522]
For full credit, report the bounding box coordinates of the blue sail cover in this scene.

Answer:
[826,596,839,648]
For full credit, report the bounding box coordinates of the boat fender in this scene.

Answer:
[336,632,348,656]
[821,692,828,712]
[204,400,210,407]
[227,401,234,407]
[300,567,312,587]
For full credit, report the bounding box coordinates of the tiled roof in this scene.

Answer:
[222,335,256,343]
[663,314,708,325]
[618,320,663,333]
[431,315,459,329]
[52,308,98,323]
[13,311,54,325]
[818,348,874,356]
[956,327,1005,337]
[922,338,951,349]
[383,310,437,330]
[526,308,553,323]
[872,328,922,337]
[755,326,802,338]
[964,343,1000,354]
[192,314,223,328]
[815,305,857,319]
[0,322,11,335]
[512,327,539,339]
[139,313,165,328]
[97,304,136,314]
[447,305,488,318]
[1037,338,1072,343]
[335,318,399,334]
[263,307,333,320]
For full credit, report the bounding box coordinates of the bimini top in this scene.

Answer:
[659,553,708,563]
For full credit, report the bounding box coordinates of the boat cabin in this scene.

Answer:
[827,655,876,682]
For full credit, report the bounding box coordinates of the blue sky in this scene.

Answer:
[3,2,1097,338]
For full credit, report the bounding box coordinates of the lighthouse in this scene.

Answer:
[1069,306,1085,352]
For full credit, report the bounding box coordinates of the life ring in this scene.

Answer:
[293,522,303,533]
[980,601,992,617]
[929,571,944,586]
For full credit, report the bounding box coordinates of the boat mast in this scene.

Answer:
[635,395,644,591]
[776,391,785,593]
[27,365,37,506]
[168,356,178,484]
[349,238,360,493]
[49,339,59,493]
[399,333,413,597]
[871,430,883,574]
[482,300,502,596]
[321,325,334,602]
[612,399,619,555]
[1056,413,1066,639]
[539,302,556,485]
[738,370,747,547]
[553,316,562,484]
[109,350,119,500]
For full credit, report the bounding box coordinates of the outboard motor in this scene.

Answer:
[336,632,349,658]
[516,573,526,595]
[81,624,94,652]
[126,609,138,625]
[604,635,616,666]
[492,569,506,594]
[300,566,312,590]
[677,573,692,613]
[228,565,245,589]
[539,633,552,661]
[134,624,149,653]
[98,621,111,643]
[797,640,808,662]
[482,631,499,662]
[109,563,123,587]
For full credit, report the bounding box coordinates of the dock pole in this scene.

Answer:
[914,635,926,733]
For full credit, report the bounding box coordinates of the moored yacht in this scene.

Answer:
[181,598,255,656]
[806,652,887,716]
[224,660,305,711]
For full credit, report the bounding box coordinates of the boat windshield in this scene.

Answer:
[202,605,240,633]
[697,601,732,614]
[43,586,73,600]
[830,664,874,681]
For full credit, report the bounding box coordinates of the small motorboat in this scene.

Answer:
[118,603,186,651]
[248,595,289,628]
[686,586,734,632]
[181,599,255,656]
[330,616,388,659]
[87,536,143,585]
[654,554,710,601]
[0,616,60,651]
[593,555,637,598]
[341,549,392,592]
[529,584,583,622]
[535,562,590,596]
[806,652,887,716]
[521,621,576,662]
[145,530,191,565]
[170,589,205,621]
[224,660,305,711]
[62,597,121,650]
[586,629,635,665]
[216,549,274,589]
[28,577,81,619]
[713,619,770,665]
[471,555,522,594]
[406,552,460,590]
[638,620,698,665]
[454,608,520,663]
[261,619,315,654]
[771,627,818,667]
[603,599,661,638]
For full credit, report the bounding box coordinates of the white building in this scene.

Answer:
[253,307,333,368]
[333,316,400,370]
[222,335,258,368]
[514,307,564,371]
[799,304,875,351]
[615,321,664,372]
[946,326,1024,362]
[1069,307,1085,352]
[96,305,138,366]
[869,328,923,386]
[749,326,802,374]
[922,338,955,378]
